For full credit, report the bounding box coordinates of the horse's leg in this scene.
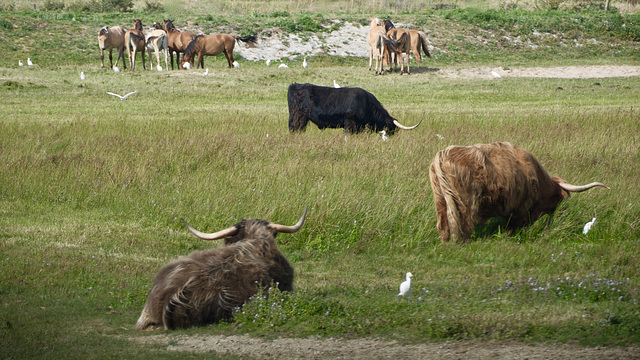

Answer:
[142,47,146,70]
[163,48,168,70]
[118,45,125,69]
[225,50,233,68]
[100,47,105,69]
[368,45,373,71]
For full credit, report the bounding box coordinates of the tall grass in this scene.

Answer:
[1,5,640,359]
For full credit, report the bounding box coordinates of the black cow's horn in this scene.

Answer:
[393,119,422,130]
[559,182,610,192]
[269,207,308,233]
[181,218,239,240]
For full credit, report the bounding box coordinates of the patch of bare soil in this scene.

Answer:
[134,334,640,359]
[234,21,640,80]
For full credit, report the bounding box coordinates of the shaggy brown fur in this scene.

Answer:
[135,216,300,330]
[429,142,609,243]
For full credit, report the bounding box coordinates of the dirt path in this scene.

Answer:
[136,333,640,359]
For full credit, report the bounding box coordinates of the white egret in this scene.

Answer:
[278,63,288,69]
[157,65,162,71]
[113,66,120,73]
[107,90,138,101]
[583,217,596,235]
[491,70,501,78]
[80,72,86,80]
[27,58,33,66]
[202,68,209,76]
[379,130,388,142]
[183,62,191,70]
[303,56,308,69]
[233,61,240,68]
[436,134,444,140]
[333,80,340,88]
[19,60,24,67]
[398,272,413,297]
[266,59,271,67]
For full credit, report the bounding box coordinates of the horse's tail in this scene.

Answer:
[418,31,432,58]
[380,32,399,53]
[236,35,257,46]
[129,32,145,44]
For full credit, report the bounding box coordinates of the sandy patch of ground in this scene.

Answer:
[135,333,640,359]
[235,21,640,79]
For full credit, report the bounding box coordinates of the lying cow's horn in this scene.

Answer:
[393,119,422,130]
[269,207,308,233]
[559,182,610,192]
[181,218,239,240]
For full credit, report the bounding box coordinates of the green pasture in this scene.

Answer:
[1,4,640,359]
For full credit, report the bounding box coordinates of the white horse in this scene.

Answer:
[145,28,169,71]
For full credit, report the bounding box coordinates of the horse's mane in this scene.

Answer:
[133,19,143,31]
[183,35,203,58]
[99,27,108,35]
[383,19,396,32]
[164,19,176,31]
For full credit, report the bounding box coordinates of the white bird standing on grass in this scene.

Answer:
[80,72,86,80]
[19,60,24,67]
[107,90,138,101]
[303,56,308,69]
[583,217,596,234]
[266,59,271,67]
[233,61,240,68]
[27,58,33,66]
[113,66,120,73]
[379,130,388,142]
[398,272,413,297]
[333,80,341,88]
[279,63,288,69]
[491,70,501,78]
[203,68,209,76]
[157,65,163,71]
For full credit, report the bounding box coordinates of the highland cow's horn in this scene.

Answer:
[180,218,239,240]
[269,207,308,233]
[559,182,610,192]
[393,119,422,130]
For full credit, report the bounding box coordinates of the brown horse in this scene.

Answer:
[180,34,257,70]
[98,25,126,70]
[383,19,411,74]
[124,19,146,71]
[408,29,432,67]
[163,19,196,70]
[368,18,397,75]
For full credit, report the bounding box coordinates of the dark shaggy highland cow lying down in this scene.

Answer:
[287,83,421,134]
[135,208,307,330]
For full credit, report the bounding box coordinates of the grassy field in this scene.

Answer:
[1,3,640,359]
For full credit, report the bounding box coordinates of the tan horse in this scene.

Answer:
[163,19,196,70]
[383,19,411,74]
[124,19,146,71]
[98,25,126,70]
[368,18,397,75]
[180,34,257,70]
[408,29,431,67]
[145,25,169,71]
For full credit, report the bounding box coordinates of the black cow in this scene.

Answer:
[287,83,421,134]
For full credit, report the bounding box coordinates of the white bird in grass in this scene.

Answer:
[107,90,138,101]
[303,56,308,69]
[113,66,120,73]
[183,62,191,70]
[491,70,501,78]
[19,60,24,67]
[203,68,209,76]
[156,65,163,71]
[436,133,444,140]
[278,63,288,69]
[583,217,596,235]
[333,80,341,88]
[398,272,413,297]
[379,130,388,142]
[80,71,86,80]
[266,59,271,67]
[27,58,33,66]
[233,61,240,68]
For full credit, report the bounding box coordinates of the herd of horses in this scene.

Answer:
[98,18,432,73]
[98,19,257,72]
